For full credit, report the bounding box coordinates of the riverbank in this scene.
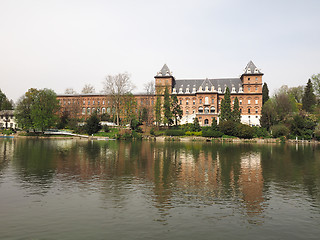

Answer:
[2,133,319,145]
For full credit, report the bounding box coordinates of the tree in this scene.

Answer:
[220,87,232,122]
[302,79,316,112]
[311,73,320,97]
[163,87,173,126]
[260,99,277,130]
[171,94,183,126]
[122,93,137,126]
[144,80,155,95]
[192,117,201,132]
[274,90,297,122]
[0,89,13,110]
[262,83,269,105]
[81,84,95,94]
[103,73,135,126]
[155,95,162,127]
[15,88,60,132]
[232,97,241,123]
[64,88,77,94]
[288,86,304,103]
[85,113,101,135]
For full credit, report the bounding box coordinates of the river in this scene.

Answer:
[0,139,319,239]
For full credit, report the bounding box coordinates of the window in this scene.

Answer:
[210,107,215,113]
[97,108,100,114]
[248,78,250,81]
[193,100,196,105]
[151,100,154,105]
[199,99,202,104]
[198,106,203,113]
[102,108,106,113]
[204,107,209,113]
[255,87,258,91]
[87,108,91,114]
[248,108,251,114]
[248,99,251,104]
[193,109,195,114]
[88,100,90,105]
[186,100,189,105]
[103,100,105,105]
[248,87,251,91]
[98,101,100,105]
[204,119,209,125]
[107,107,111,113]
[205,97,209,105]
[82,108,86,114]
[180,99,182,104]
[212,99,214,104]
[93,100,95,105]
[255,109,258,114]
[186,110,189,115]
[255,100,258,104]
[240,108,242,113]
[239,100,242,105]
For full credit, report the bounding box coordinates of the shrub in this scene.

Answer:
[253,126,269,138]
[271,124,290,138]
[150,127,155,136]
[193,131,202,136]
[219,120,237,136]
[103,125,110,133]
[236,124,255,139]
[202,129,223,138]
[314,129,320,141]
[165,129,185,136]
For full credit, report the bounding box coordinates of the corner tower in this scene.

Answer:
[154,64,175,95]
[240,61,264,93]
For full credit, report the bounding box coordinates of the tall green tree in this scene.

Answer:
[15,88,59,132]
[311,73,320,98]
[262,83,269,105]
[220,87,232,122]
[171,94,183,126]
[232,97,241,123]
[0,89,13,110]
[85,113,101,135]
[155,95,162,127]
[260,99,277,130]
[192,117,201,132]
[163,87,173,126]
[302,79,316,112]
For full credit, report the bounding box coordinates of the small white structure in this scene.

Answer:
[0,110,17,129]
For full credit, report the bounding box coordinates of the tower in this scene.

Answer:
[240,61,263,93]
[154,64,175,95]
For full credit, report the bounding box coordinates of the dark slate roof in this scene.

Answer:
[242,61,263,75]
[156,64,173,77]
[173,78,243,94]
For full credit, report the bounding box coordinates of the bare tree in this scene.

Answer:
[64,88,77,94]
[103,72,135,126]
[81,84,95,94]
[144,80,155,95]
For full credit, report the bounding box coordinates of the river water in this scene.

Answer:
[0,139,319,239]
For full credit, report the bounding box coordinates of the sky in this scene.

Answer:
[1,0,320,102]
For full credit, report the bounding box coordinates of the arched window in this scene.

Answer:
[87,108,91,114]
[198,106,203,113]
[204,107,209,113]
[204,119,209,125]
[210,107,215,113]
[97,108,100,114]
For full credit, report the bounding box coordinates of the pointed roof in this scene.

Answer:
[242,61,263,75]
[156,64,173,77]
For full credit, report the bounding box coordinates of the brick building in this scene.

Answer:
[57,61,263,126]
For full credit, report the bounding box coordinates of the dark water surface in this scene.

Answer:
[0,139,319,239]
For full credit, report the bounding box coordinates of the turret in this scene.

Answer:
[154,64,175,95]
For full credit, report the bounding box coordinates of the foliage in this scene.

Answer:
[202,129,223,138]
[164,129,185,136]
[311,73,320,97]
[288,86,304,103]
[262,83,269,105]
[0,89,13,110]
[163,87,173,126]
[103,125,110,132]
[236,124,255,139]
[155,95,162,127]
[219,120,237,136]
[260,99,277,130]
[253,126,269,138]
[302,79,316,112]
[271,124,290,138]
[232,97,241,122]
[220,87,232,122]
[150,127,155,136]
[15,88,59,132]
[122,93,137,126]
[192,118,201,132]
[85,113,102,135]
[171,94,183,126]
[81,84,95,94]
[287,113,317,139]
[103,72,135,126]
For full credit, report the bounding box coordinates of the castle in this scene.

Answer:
[57,61,263,126]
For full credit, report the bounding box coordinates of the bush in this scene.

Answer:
[202,129,223,138]
[271,124,290,138]
[236,124,255,139]
[219,120,237,136]
[253,126,269,138]
[314,129,320,141]
[103,125,110,133]
[165,129,185,136]
[150,127,155,136]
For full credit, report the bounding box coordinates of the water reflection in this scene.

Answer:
[0,139,320,225]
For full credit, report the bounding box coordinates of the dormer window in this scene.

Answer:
[239,86,243,93]
[186,88,190,93]
[218,87,222,93]
[172,88,177,94]
[205,86,209,92]
[211,86,215,92]
[199,86,203,92]
[231,86,236,93]
[247,68,251,74]
[192,87,196,93]
[179,88,183,94]
[254,68,259,73]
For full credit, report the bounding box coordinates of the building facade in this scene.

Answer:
[57,61,263,126]
[0,110,18,129]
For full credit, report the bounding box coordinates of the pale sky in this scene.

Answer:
[1,0,319,102]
